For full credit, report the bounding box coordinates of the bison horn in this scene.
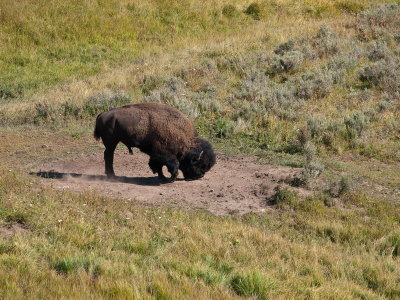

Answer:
[198,150,204,160]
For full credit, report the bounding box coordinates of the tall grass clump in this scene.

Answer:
[230,271,276,298]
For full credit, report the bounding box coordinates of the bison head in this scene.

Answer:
[179,138,216,180]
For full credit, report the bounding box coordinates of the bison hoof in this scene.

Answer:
[158,173,177,183]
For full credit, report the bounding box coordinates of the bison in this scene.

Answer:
[94,102,216,182]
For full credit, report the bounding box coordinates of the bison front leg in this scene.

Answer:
[166,158,179,182]
[149,156,179,182]
[149,158,167,181]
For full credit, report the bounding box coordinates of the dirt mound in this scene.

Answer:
[32,150,311,215]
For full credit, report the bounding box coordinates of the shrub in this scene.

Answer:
[61,102,81,119]
[330,175,355,197]
[274,40,295,55]
[356,3,400,41]
[366,40,390,61]
[312,25,338,58]
[268,51,304,74]
[359,58,400,92]
[233,101,265,122]
[294,70,333,100]
[222,5,238,18]
[344,111,370,136]
[83,91,132,117]
[144,76,200,119]
[244,3,261,20]
[307,117,326,139]
[269,186,299,208]
[34,102,58,123]
[213,118,235,138]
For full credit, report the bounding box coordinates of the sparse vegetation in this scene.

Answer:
[1,1,400,298]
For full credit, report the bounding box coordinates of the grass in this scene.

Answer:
[0,169,399,299]
[1,0,400,298]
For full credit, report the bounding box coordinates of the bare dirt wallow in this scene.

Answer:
[32,150,311,215]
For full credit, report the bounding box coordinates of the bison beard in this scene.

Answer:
[94,103,216,182]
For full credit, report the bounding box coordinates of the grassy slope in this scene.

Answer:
[1,169,399,299]
[0,0,388,98]
[1,0,400,299]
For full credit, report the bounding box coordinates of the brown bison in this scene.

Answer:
[94,102,216,182]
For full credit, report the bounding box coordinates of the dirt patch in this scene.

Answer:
[0,223,29,237]
[31,150,312,215]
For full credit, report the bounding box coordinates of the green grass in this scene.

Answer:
[0,0,393,98]
[0,169,399,299]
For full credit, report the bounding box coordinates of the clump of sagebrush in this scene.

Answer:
[235,68,269,101]
[144,76,200,119]
[359,57,400,93]
[274,36,315,59]
[297,128,324,184]
[344,110,371,137]
[34,102,58,124]
[294,70,334,100]
[268,51,304,75]
[356,3,400,41]
[33,91,132,124]
[83,91,132,117]
[312,25,339,58]
[366,40,391,61]
[378,92,399,112]
[307,117,326,140]
[329,175,355,198]
[232,101,265,122]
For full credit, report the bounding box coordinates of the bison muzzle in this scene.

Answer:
[94,102,216,182]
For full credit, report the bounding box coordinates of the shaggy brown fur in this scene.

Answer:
[94,102,215,181]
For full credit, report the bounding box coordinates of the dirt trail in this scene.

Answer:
[32,150,310,215]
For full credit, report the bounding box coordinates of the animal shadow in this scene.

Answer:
[30,171,184,186]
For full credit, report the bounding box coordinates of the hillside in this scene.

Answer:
[0,1,399,299]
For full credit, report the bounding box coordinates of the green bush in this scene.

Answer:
[269,187,299,208]
[245,3,261,20]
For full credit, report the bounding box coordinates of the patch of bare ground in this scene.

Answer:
[0,223,29,237]
[31,150,313,215]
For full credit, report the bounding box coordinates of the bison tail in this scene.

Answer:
[93,127,101,140]
[93,115,102,140]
